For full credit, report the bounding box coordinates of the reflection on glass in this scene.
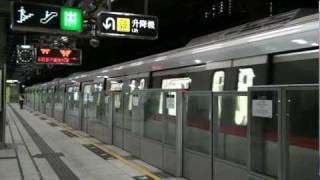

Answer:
[164,92,177,146]
[139,79,145,90]
[113,92,123,128]
[65,86,80,128]
[184,94,212,155]
[287,90,319,180]
[215,95,248,165]
[236,68,255,126]
[212,71,225,120]
[143,91,162,142]
[212,71,225,92]
[251,92,278,178]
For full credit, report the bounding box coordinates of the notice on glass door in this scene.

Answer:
[252,100,273,118]
[132,96,139,107]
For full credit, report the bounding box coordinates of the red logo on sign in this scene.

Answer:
[60,49,72,57]
[40,48,51,55]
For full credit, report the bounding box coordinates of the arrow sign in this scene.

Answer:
[103,17,115,31]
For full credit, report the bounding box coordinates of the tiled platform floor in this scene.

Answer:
[0,104,184,180]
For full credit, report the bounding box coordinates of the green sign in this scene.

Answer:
[60,7,82,31]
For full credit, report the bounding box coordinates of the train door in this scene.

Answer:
[65,85,81,130]
[249,88,280,180]
[82,82,104,139]
[45,87,54,117]
[283,86,318,180]
[123,78,146,157]
[110,81,125,148]
[54,85,65,122]
[40,89,46,114]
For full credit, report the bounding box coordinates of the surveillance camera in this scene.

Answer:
[89,38,100,48]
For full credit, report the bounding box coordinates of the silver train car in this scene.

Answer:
[25,9,319,180]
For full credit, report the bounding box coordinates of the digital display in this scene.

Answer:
[36,48,82,65]
[97,11,158,40]
[11,2,82,33]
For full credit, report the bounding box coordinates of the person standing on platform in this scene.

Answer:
[19,94,24,109]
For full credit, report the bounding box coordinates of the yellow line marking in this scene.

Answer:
[59,125,160,180]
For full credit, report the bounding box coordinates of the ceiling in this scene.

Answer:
[3,0,318,86]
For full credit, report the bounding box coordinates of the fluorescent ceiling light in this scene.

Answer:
[194,59,202,64]
[154,56,167,62]
[6,80,19,83]
[310,42,319,46]
[192,43,223,54]
[114,66,123,70]
[21,45,31,49]
[130,62,143,66]
[291,39,308,45]
[247,26,302,42]
[103,76,109,78]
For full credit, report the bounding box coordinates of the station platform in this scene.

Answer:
[0,103,182,180]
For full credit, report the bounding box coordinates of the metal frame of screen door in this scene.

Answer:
[0,65,6,146]
[248,86,283,180]
[280,84,319,180]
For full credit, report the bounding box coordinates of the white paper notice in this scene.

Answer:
[252,100,273,118]
[132,96,139,106]
[166,97,175,109]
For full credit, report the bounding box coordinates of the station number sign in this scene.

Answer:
[97,12,158,40]
[11,2,82,34]
[36,47,82,65]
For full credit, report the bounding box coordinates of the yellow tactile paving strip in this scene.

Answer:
[42,119,160,180]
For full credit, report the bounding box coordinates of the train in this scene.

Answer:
[25,9,318,180]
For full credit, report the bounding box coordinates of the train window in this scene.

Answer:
[110,81,123,91]
[237,68,255,91]
[138,79,145,90]
[128,80,136,111]
[212,71,225,92]
[161,78,191,89]
[114,94,121,109]
[235,68,255,126]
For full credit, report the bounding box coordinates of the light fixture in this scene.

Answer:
[247,26,302,42]
[130,62,143,66]
[291,39,308,45]
[114,66,123,70]
[192,43,224,54]
[154,56,167,62]
[6,80,19,83]
[103,76,109,78]
[194,59,202,64]
[310,42,319,46]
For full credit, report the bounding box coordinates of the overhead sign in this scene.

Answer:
[36,47,82,65]
[97,12,158,40]
[11,2,82,33]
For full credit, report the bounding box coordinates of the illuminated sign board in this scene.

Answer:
[97,12,158,40]
[60,7,82,31]
[11,2,82,33]
[36,48,82,65]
